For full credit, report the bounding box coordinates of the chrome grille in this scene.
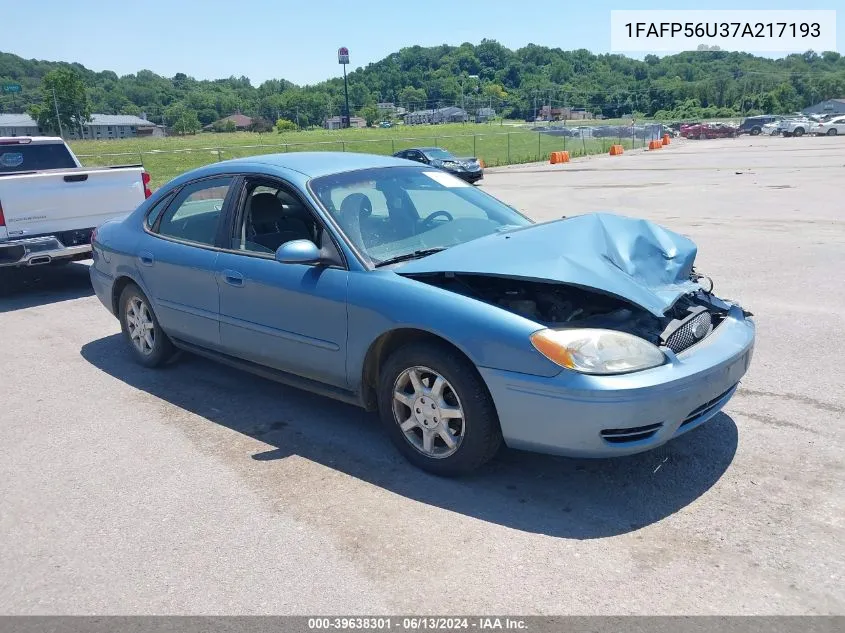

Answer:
[666,310,712,353]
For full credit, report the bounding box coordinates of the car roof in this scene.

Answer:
[214,151,413,179]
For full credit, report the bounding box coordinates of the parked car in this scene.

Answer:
[681,122,738,139]
[761,121,781,136]
[89,152,756,476]
[393,147,483,183]
[738,115,783,135]
[810,116,845,136]
[0,136,151,268]
[781,117,813,137]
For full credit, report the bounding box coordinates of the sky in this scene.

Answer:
[3,0,842,86]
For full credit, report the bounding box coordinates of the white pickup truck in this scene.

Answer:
[0,136,151,268]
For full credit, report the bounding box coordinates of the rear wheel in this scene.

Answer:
[828,128,838,136]
[377,341,502,476]
[793,127,805,137]
[118,283,175,368]
[750,127,761,136]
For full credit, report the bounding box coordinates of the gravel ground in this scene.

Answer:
[0,135,842,615]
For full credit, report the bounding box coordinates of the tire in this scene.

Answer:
[793,127,805,137]
[828,128,837,136]
[750,127,761,136]
[377,341,502,477]
[118,283,175,368]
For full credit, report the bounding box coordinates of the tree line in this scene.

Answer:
[1,41,843,135]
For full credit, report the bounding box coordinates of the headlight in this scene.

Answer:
[530,328,665,375]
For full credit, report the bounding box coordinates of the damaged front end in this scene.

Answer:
[403,270,747,358]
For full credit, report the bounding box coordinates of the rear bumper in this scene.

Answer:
[0,235,92,267]
[479,305,756,458]
[89,263,116,315]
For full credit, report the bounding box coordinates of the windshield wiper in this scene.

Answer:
[374,247,448,268]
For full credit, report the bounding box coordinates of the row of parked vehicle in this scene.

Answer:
[753,113,844,137]
[674,112,844,140]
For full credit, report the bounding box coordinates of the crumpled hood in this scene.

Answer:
[395,212,701,317]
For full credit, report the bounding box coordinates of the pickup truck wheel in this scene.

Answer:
[377,341,502,477]
[118,283,175,368]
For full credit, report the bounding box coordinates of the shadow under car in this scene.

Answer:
[80,333,739,539]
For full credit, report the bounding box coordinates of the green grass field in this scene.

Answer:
[69,122,659,190]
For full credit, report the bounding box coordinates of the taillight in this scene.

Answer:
[0,200,5,227]
[142,171,152,199]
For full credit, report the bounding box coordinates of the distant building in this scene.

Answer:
[802,98,845,116]
[324,116,367,130]
[475,107,496,122]
[403,106,468,125]
[0,113,41,136]
[203,113,254,131]
[377,102,397,116]
[538,106,595,121]
[0,113,161,138]
[75,114,161,139]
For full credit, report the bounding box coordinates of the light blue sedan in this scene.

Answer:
[89,152,756,476]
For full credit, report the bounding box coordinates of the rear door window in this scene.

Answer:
[154,177,234,246]
[0,143,77,173]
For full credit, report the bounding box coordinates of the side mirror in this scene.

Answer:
[275,239,322,265]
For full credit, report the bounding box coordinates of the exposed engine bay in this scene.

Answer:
[406,271,737,354]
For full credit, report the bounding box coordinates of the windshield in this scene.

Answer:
[309,166,533,266]
[422,148,456,160]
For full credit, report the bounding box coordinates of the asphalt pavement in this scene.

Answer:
[1,135,842,615]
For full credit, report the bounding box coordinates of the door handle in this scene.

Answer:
[222,269,244,287]
[139,251,154,266]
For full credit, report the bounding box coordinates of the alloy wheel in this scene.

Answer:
[126,296,156,355]
[392,366,465,459]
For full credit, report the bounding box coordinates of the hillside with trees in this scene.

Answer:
[1,41,843,132]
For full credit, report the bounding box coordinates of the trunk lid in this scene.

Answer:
[0,167,146,239]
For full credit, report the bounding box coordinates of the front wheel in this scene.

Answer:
[118,283,175,368]
[377,341,502,476]
[793,127,805,137]
[828,128,838,136]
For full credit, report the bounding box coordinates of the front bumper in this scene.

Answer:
[479,305,755,458]
[0,235,92,268]
[453,170,484,183]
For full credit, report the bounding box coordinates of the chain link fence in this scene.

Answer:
[75,124,671,189]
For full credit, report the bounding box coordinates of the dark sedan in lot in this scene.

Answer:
[393,147,483,184]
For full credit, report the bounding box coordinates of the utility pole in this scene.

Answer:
[52,88,64,138]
